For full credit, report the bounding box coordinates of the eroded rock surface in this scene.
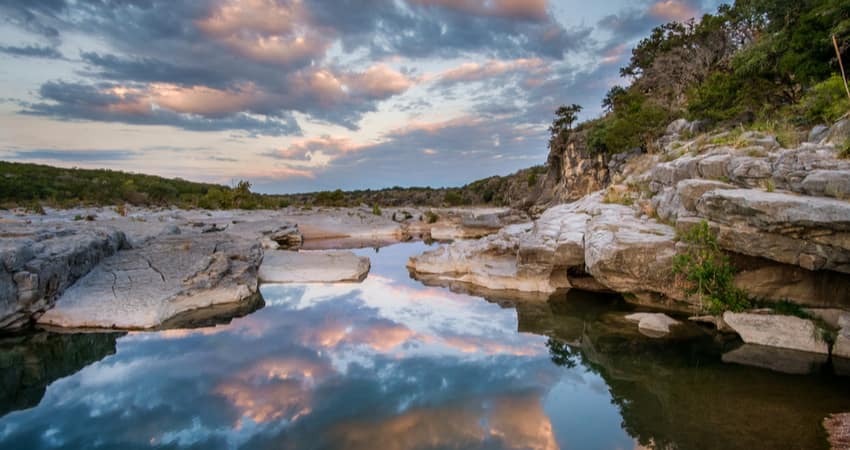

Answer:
[723,312,830,355]
[0,226,127,331]
[624,313,681,337]
[38,234,262,330]
[259,250,370,284]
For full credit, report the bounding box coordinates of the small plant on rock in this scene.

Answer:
[672,220,751,315]
[372,204,382,216]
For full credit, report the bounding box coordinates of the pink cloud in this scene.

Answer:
[648,0,698,22]
[437,58,547,84]
[409,0,549,21]
[344,64,415,98]
[198,0,331,65]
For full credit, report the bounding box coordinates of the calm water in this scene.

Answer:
[1,242,849,450]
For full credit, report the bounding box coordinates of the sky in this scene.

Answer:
[0,0,725,194]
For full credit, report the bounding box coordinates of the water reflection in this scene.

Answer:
[0,242,847,450]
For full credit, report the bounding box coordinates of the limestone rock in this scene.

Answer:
[695,190,850,273]
[824,413,850,450]
[37,234,261,330]
[268,224,303,249]
[259,250,370,284]
[808,125,829,143]
[0,226,127,331]
[801,170,850,199]
[625,313,681,337]
[825,117,850,146]
[584,207,681,301]
[722,312,829,355]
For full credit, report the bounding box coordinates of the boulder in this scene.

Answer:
[800,170,850,199]
[259,250,370,284]
[807,125,829,144]
[624,313,681,337]
[268,224,303,249]
[37,234,262,330]
[0,226,128,331]
[824,117,850,146]
[584,207,682,302]
[722,312,830,355]
[695,190,850,273]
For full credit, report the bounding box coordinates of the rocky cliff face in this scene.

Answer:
[409,118,850,316]
[541,128,612,205]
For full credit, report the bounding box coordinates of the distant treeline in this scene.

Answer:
[0,161,546,210]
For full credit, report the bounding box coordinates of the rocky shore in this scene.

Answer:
[0,205,520,331]
[409,118,850,365]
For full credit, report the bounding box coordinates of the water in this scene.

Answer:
[0,242,848,450]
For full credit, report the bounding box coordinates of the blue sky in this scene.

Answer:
[0,0,724,194]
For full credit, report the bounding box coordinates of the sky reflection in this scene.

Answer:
[0,242,633,450]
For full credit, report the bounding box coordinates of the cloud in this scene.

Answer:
[20,80,302,136]
[409,0,550,21]
[0,44,62,59]
[435,58,547,85]
[649,0,700,22]
[3,149,138,162]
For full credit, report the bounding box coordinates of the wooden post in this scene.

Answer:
[834,35,850,103]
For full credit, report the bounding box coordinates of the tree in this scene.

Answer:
[602,86,627,112]
[549,104,583,143]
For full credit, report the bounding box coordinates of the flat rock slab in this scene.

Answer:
[38,235,261,330]
[723,312,830,355]
[625,313,681,337]
[259,251,370,284]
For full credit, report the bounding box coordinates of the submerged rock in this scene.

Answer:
[723,312,830,355]
[624,313,681,337]
[259,250,370,283]
[721,344,829,375]
[37,234,262,330]
[0,226,127,331]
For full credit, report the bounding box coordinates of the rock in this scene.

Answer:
[825,117,850,146]
[824,413,850,450]
[201,223,227,233]
[697,154,731,180]
[408,224,558,293]
[37,234,261,330]
[722,312,830,354]
[728,157,772,185]
[695,190,850,273]
[584,207,682,303]
[689,315,734,333]
[624,313,681,337]
[731,258,850,308]
[801,170,850,199]
[259,250,370,284]
[808,125,830,144]
[268,224,303,249]
[160,224,181,235]
[0,226,128,331]
[721,344,828,375]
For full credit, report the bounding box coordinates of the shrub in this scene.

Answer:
[425,210,439,224]
[672,220,751,315]
[444,191,463,206]
[371,204,382,216]
[797,74,850,125]
[527,172,538,187]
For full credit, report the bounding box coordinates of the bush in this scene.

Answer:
[797,74,850,125]
[371,204,382,216]
[444,191,463,206]
[672,221,751,315]
[425,210,439,224]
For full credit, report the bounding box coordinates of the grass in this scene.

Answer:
[602,186,635,206]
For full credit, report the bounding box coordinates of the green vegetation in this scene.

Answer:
[551,0,850,157]
[425,210,439,224]
[371,204,382,216]
[672,221,751,315]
